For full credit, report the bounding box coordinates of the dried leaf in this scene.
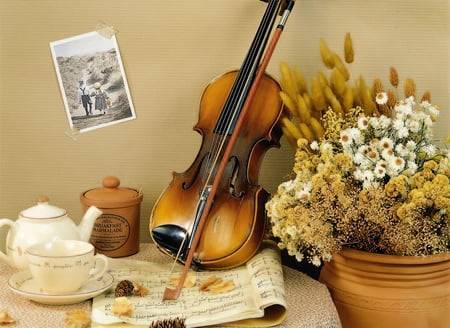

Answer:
[169,273,196,288]
[199,276,235,295]
[133,283,150,297]
[112,297,133,317]
[0,311,15,325]
[64,309,90,328]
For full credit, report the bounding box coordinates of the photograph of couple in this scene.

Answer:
[50,31,136,133]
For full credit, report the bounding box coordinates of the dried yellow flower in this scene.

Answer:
[296,94,311,123]
[389,67,399,87]
[387,90,397,108]
[320,38,335,69]
[344,32,354,63]
[404,78,416,98]
[330,68,346,97]
[421,90,431,103]
[310,117,325,139]
[293,66,308,94]
[372,78,385,94]
[342,87,354,111]
[358,76,376,115]
[299,123,315,142]
[279,91,297,117]
[423,160,439,171]
[317,71,329,88]
[282,117,303,140]
[333,53,350,80]
[310,77,326,111]
[279,61,297,98]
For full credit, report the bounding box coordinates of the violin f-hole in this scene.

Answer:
[228,156,245,198]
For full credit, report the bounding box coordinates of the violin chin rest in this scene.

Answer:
[152,224,188,257]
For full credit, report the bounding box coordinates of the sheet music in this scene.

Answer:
[91,243,286,327]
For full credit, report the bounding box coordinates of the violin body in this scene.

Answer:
[150,70,283,269]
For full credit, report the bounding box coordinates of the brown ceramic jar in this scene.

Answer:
[81,176,143,257]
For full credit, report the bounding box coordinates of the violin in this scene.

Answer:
[150,0,295,300]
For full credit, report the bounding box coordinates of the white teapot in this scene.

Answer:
[0,196,102,269]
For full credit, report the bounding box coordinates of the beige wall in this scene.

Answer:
[1,0,449,247]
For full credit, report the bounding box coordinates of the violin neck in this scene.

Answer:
[213,0,281,136]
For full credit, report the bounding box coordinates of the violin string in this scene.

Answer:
[202,0,279,193]
[214,0,280,138]
[202,0,280,193]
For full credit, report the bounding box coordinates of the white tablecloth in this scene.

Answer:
[0,243,341,327]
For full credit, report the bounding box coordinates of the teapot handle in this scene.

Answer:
[0,219,15,266]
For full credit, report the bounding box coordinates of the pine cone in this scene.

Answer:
[148,317,186,328]
[115,280,135,297]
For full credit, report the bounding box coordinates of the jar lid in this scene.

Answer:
[20,196,67,219]
[81,176,143,209]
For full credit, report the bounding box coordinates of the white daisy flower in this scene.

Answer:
[406,140,417,151]
[379,137,393,151]
[311,255,321,267]
[280,180,295,192]
[389,156,405,173]
[363,179,379,190]
[377,116,392,130]
[406,119,421,133]
[395,101,413,115]
[319,141,333,154]
[374,161,387,178]
[397,126,409,138]
[353,168,365,181]
[382,148,395,161]
[310,140,319,151]
[405,160,418,174]
[375,92,388,105]
[422,144,437,155]
[295,252,304,263]
[395,144,409,157]
[405,96,416,105]
[361,169,375,182]
[353,152,366,165]
[357,116,370,130]
[340,129,353,146]
[427,105,440,118]
[392,118,405,131]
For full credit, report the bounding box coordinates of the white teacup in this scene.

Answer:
[25,240,108,295]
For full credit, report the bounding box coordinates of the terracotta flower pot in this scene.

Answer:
[319,247,450,328]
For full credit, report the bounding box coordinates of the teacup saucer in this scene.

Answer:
[8,270,114,305]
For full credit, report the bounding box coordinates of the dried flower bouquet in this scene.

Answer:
[266,34,450,266]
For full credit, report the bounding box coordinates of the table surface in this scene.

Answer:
[0,243,341,328]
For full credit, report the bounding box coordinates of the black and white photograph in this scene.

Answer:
[50,31,135,132]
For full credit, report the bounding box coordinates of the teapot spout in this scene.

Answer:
[78,206,102,242]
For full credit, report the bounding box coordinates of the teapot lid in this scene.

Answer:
[20,196,67,219]
[81,176,143,209]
